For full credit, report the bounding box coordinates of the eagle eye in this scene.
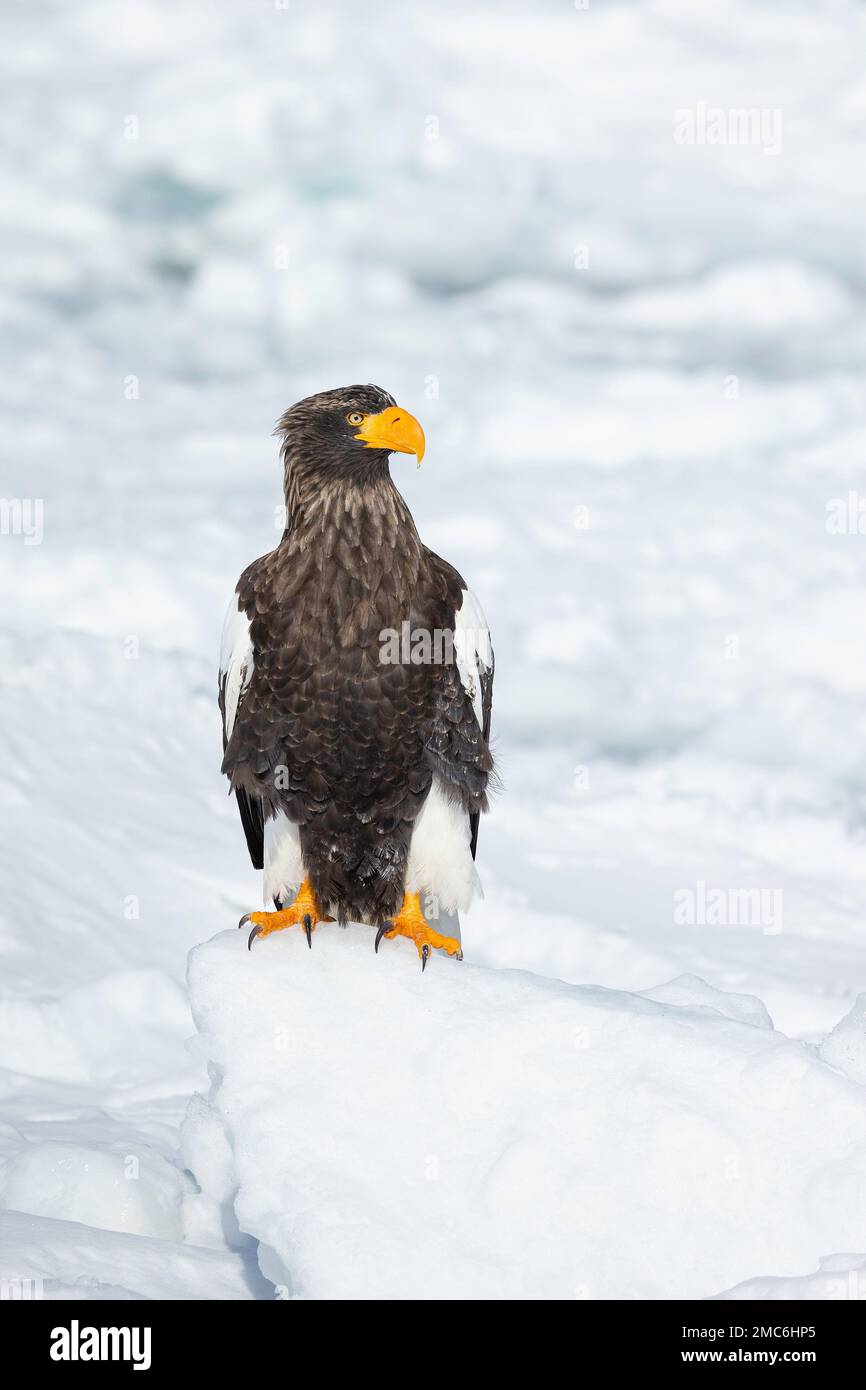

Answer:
[346,411,364,427]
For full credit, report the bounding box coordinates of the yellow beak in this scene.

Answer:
[354,405,425,466]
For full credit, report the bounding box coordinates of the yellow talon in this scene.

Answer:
[382,892,463,968]
[241,878,332,948]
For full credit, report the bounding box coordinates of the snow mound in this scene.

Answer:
[0,1210,256,1301]
[819,995,866,1085]
[0,1142,188,1241]
[717,1253,866,1302]
[185,928,866,1300]
[639,973,773,1031]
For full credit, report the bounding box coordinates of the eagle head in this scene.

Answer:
[275,385,425,497]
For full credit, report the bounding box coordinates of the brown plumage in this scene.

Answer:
[220,385,493,928]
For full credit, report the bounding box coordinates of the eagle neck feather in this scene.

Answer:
[283,459,420,561]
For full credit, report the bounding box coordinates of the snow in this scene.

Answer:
[717,1254,866,1303]
[3,0,866,1299]
[0,1210,259,1301]
[0,1142,188,1241]
[819,995,866,1086]
[185,929,866,1300]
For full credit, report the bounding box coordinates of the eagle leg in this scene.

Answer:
[379,892,463,969]
[239,878,332,950]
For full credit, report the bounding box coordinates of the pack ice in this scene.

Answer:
[184,929,866,1300]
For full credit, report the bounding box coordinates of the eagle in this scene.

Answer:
[219,385,494,968]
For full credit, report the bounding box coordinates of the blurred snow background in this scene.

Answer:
[3,0,866,1299]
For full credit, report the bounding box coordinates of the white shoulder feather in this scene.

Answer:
[219,594,254,742]
[453,588,493,729]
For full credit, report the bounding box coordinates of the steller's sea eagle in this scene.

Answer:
[219,385,494,969]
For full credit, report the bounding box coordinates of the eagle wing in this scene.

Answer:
[453,587,494,860]
[419,558,495,862]
[218,591,264,869]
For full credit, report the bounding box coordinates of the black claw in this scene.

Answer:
[273,896,282,911]
[303,913,313,949]
[374,922,391,955]
[421,943,430,972]
[238,912,252,931]
[456,948,463,962]
[247,924,262,950]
